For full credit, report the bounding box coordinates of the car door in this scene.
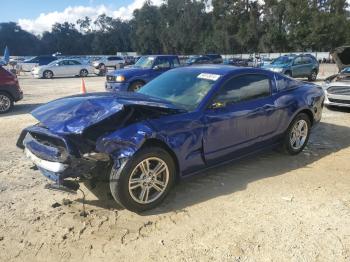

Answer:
[53,60,68,76]
[302,56,313,76]
[203,73,278,164]
[292,56,307,77]
[68,60,82,75]
[151,57,171,79]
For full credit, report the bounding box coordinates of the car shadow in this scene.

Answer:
[2,103,43,116]
[74,121,350,214]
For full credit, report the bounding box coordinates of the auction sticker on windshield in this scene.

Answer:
[197,73,221,81]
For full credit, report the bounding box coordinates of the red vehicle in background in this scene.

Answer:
[0,66,22,113]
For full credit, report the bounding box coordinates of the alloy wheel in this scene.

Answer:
[0,94,11,113]
[128,157,169,204]
[44,71,53,79]
[80,69,88,77]
[290,119,308,150]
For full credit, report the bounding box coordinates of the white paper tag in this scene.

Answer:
[197,73,221,81]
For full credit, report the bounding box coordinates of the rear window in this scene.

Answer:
[275,73,299,91]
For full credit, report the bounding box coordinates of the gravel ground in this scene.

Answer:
[0,70,350,262]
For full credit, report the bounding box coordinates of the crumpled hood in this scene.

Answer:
[331,46,350,71]
[108,67,151,78]
[32,92,180,135]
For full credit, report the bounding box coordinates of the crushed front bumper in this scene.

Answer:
[17,125,110,187]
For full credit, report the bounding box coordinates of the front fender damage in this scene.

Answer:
[19,102,180,193]
[95,122,158,174]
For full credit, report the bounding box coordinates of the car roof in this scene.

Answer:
[173,64,265,75]
[144,55,178,58]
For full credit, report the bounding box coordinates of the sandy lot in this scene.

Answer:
[0,70,350,262]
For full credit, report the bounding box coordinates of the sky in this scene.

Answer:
[1,0,348,35]
[0,0,164,34]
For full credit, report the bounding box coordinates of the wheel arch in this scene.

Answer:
[294,108,314,126]
[140,138,180,181]
[0,89,15,101]
[129,79,146,86]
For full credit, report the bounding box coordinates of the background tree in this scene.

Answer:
[1,0,350,56]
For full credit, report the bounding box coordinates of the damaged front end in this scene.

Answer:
[17,125,111,193]
[17,92,182,193]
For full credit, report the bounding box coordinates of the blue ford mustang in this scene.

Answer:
[17,65,324,212]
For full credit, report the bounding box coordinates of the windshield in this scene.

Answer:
[138,70,220,111]
[271,56,293,65]
[133,56,155,68]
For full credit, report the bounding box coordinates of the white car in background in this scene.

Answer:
[32,59,95,79]
[18,56,57,72]
[323,67,350,108]
[323,46,350,108]
[92,56,125,69]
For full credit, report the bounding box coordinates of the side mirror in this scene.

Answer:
[208,101,225,110]
[153,65,160,70]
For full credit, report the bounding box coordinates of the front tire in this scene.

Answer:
[110,146,175,212]
[283,113,311,155]
[128,81,144,92]
[0,92,13,114]
[43,70,53,79]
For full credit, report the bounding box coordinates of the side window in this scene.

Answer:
[293,57,303,65]
[303,57,312,64]
[275,73,299,91]
[154,58,171,69]
[214,74,271,106]
[69,60,81,65]
[171,58,180,68]
[107,57,115,61]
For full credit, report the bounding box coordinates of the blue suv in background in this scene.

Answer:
[105,55,180,92]
[263,54,319,81]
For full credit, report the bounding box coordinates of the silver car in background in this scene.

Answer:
[31,59,95,79]
[92,56,125,69]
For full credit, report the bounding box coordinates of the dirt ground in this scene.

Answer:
[1,69,350,262]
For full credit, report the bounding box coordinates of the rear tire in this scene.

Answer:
[80,69,89,77]
[0,92,13,114]
[110,146,176,213]
[43,70,53,79]
[283,113,311,155]
[308,70,317,81]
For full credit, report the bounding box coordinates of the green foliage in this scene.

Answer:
[1,0,350,55]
